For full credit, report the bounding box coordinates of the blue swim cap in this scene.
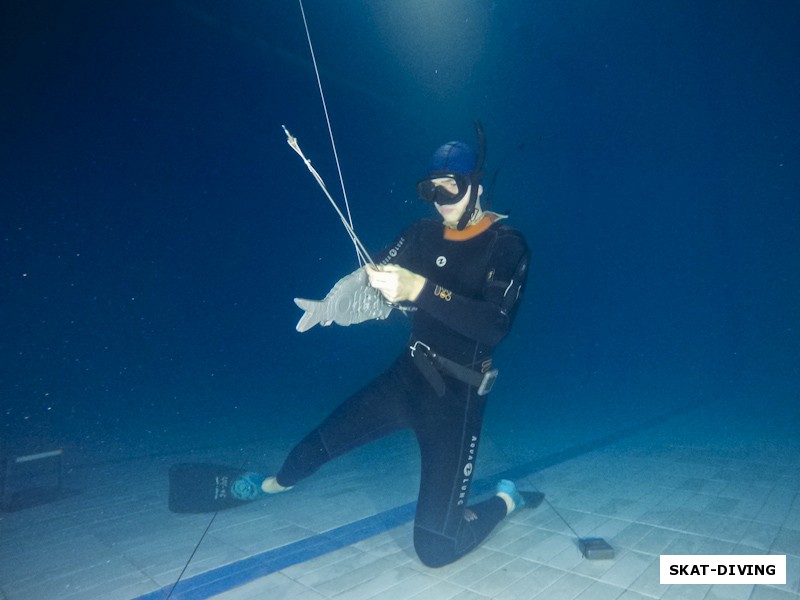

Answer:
[427,141,476,176]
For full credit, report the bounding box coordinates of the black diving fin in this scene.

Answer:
[168,463,265,513]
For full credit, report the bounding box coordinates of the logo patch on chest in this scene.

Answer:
[433,285,453,301]
[435,255,447,267]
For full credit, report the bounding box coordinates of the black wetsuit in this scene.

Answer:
[276,215,529,568]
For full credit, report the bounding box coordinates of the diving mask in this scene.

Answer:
[416,173,471,205]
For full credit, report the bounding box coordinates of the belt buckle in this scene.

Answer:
[477,368,499,396]
[409,340,432,358]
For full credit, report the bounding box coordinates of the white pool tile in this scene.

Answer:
[528,572,594,600]
[366,569,447,600]
[327,564,421,600]
[446,589,493,600]
[598,550,655,589]
[467,557,539,596]
[660,583,710,599]
[633,526,680,555]
[483,520,537,551]
[444,549,515,586]
[626,559,665,599]
[704,583,756,599]
[750,585,800,600]
[305,556,401,597]
[211,572,322,600]
[573,580,627,600]
[280,543,364,579]
[2,399,798,600]
[1,554,148,600]
[613,523,659,551]
[771,526,800,555]
[711,515,752,545]
[615,590,658,600]
[406,579,472,600]
[508,530,577,564]
[292,548,384,589]
[741,520,782,550]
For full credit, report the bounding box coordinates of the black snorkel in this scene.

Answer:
[455,120,487,231]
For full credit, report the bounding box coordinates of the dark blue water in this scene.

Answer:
[2,1,798,463]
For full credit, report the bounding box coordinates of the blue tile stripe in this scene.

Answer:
[133,406,689,600]
[134,502,416,600]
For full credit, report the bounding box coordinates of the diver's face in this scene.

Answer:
[435,189,471,228]
[434,181,483,228]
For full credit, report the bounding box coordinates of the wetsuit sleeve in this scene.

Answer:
[414,231,529,347]
[372,225,415,267]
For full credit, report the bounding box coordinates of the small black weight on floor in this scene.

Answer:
[578,537,615,560]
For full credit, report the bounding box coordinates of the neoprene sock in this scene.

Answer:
[495,479,525,514]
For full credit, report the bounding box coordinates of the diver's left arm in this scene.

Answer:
[414,233,530,347]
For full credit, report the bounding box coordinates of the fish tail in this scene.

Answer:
[294,297,322,332]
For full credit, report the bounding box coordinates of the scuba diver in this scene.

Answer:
[256,129,532,568]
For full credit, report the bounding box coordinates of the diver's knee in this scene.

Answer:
[413,528,457,569]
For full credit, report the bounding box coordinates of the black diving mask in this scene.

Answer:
[416,172,471,205]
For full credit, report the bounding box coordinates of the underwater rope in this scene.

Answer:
[282,125,374,267]
[167,6,379,598]
[165,511,220,599]
[293,0,367,267]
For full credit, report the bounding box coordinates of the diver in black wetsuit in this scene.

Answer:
[262,132,530,568]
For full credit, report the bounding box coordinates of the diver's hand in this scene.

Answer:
[366,264,426,303]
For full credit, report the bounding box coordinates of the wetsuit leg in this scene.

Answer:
[276,356,415,487]
[411,380,508,568]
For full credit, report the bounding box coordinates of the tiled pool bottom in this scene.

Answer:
[1,396,798,600]
[167,401,800,600]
